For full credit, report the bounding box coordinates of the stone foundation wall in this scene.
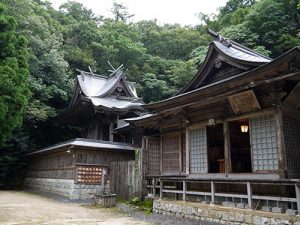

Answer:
[153,199,300,225]
[24,178,103,200]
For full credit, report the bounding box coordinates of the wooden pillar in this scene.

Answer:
[211,181,215,204]
[160,124,163,175]
[295,184,300,211]
[186,127,190,174]
[175,182,178,200]
[223,121,232,173]
[109,123,114,142]
[275,108,287,178]
[99,124,103,140]
[160,180,163,199]
[152,178,156,198]
[179,132,182,172]
[183,180,186,201]
[247,182,253,209]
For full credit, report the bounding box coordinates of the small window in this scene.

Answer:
[189,127,208,173]
[250,115,278,171]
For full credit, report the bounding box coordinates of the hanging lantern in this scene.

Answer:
[240,124,249,133]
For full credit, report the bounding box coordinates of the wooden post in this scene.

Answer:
[275,109,287,178]
[223,121,232,173]
[247,182,253,209]
[178,132,182,173]
[175,182,178,200]
[211,181,215,204]
[160,124,163,175]
[109,123,114,142]
[295,184,300,211]
[152,178,156,198]
[186,127,190,174]
[160,180,163,199]
[183,180,186,201]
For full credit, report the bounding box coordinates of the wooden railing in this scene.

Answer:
[146,177,300,211]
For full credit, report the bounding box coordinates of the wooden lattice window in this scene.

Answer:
[146,138,160,175]
[162,133,180,173]
[283,116,300,173]
[250,115,278,171]
[76,165,104,184]
[189,127,208,173]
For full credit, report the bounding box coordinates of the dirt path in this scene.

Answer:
[0,191,149,225]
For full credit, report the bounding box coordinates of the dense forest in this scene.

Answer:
[0,0,299,187]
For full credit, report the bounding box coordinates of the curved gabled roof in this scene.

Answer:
[143,47,300,113]
[178,30,271,94]
[213,40,271,63]
[55,68,144,125]
[77,70,138,98]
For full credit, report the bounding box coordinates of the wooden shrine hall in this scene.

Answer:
[128,30,300,211]
[25,67,145,200]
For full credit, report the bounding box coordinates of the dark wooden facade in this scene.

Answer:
[130,32,300,211]
[27,141,135,183]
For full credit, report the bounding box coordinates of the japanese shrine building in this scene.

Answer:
[25,68,145,200]
[129,30,300,211]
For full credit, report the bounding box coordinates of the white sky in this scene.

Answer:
[51,0,228,26]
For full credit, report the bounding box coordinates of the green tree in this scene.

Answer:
[245,0,300,56]
[0,3,30,145]
[110,1,134,22]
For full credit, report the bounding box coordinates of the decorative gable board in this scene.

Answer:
[201,61,245,86]
[228,90,261,114]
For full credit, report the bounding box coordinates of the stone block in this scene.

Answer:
[236,203,245,209]
[222,201,236,208]
[227,202,237,208]
[235,213,245,222]
[272,207,285,214]
[285,209,298,215]
[261,206,272,212]
[222,212,235,221]
[222,201,228,207]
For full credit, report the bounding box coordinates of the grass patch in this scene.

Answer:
[130,197,153,215]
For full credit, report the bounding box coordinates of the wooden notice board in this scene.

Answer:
[76,165,104,184]
[228,90,261,114]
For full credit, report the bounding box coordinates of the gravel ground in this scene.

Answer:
[117,203,220,225]
[0,190,220,225]
[0,190,148,225]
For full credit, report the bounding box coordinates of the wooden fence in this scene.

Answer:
[109,153,143,200]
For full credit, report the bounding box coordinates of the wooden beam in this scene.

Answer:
[223,121,232,173]
[109,123,114,142]
[179,132,182,172]
[160,124,163,175]
[295,184,300,211]
[211,181,215,204]
[185,127,190,174]
[247,182,253,209]
[152,178,156,198]
[183,180,186,201]
[160,180,163,199]
[175,182,178,200]
[275,108,287,178]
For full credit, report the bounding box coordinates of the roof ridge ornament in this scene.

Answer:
[207,28,231,47]
[89,66,96,76]
[107,61,124,78]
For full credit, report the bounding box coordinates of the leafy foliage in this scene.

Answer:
[0,3,30,187]
[0,3,30,145]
